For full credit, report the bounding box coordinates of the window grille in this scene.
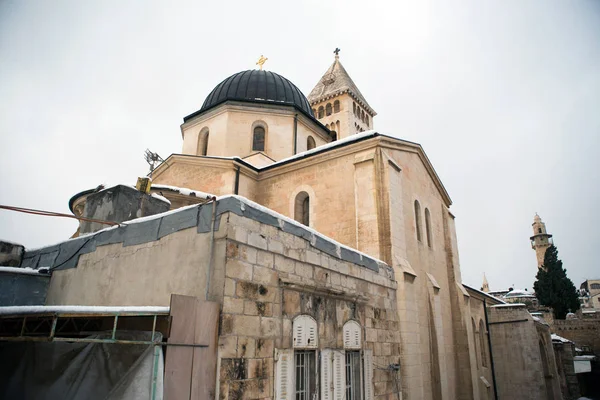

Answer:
[295,351,316,400]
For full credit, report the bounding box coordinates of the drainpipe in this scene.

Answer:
[293,114,298,155]
[234,165,240,195]
[484,299,499,400]
[204,197,218,301]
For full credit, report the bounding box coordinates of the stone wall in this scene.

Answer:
[553,342,581,400]
[28,197,400,400]
[488,305,562,400]
[216,212,400,400]
[551,319,600,356]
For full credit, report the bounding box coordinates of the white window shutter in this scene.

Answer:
[363,349,374,400]
[275,349,294,400]
[343,320,362,349]
[333,350,346,400]
[293,315,318,349]
[321,349,334,400]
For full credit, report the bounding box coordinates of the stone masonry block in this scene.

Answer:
[223,296,245,314]
[228,225,248,244]
[248,232,268,250]
[224,278,236,297]
[225,259,253,281]
[260,317,281,337]
[232,315,260,336]
[219,336,238,358]
[305,250,321,266]
[256,338,274,358]
[295,262,313,279]
[253,265,279,286]
[237,336,256,358]
[274,254,295,273]
[256,250,274,268]
[267,238,284,254]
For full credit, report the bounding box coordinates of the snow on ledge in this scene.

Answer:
[491,303,527,308]
[0,305,170,316]
[0,266,48,276]
[151,184,214,199]
[551,333,573,343]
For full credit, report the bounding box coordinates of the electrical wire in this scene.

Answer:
[0,204,119,226]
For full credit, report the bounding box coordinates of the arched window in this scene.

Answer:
[479,320,487,367]
[326,103,332,116]
[414,200,422,242]
[343,320,362,349]
[252,125,265,151]
[293,315,318,348]
[353,102,356,115]
[295,191,310,226]
[312,108,316,116]
[365,115,369,127]
[472,318,479,366]
[538,228,542,234]
[361,110,365,122]
[318,106,324,119]
[333,100,340,113]
[307,136,316,150]
[425,208,432,247]
[196,128,209,156]
[336,120,340,133]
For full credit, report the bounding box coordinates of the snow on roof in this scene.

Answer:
[268,130,377,168]
[491,303,527,308]
[150,192,171,204]
[151,184,214,199]
[551,334,573,343]
[0,305,170,316]
[0,266,49,276]
[504,289,536,298]
[461,283,507,304]
[121,203,203,225]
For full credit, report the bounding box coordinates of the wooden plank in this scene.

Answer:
[164,295,197,400]
[190,299,220,400]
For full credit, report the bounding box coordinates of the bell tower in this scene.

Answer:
[530,213,554,269]
[481,273,490,293]
[308,49,376,140]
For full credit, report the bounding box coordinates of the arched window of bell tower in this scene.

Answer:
[326,103,332,116]
[318,106,324,119]
[333,100,340,113]
[197,127,209,156]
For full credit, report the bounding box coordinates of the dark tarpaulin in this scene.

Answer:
[0,331,163,400]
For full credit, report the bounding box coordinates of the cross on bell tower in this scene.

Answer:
[530,213,554,269]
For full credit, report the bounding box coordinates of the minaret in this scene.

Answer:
[530,214,554,268]
[481,273,490,293]
[308,49,376,140]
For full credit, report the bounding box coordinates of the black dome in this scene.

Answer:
[184,70,314,122]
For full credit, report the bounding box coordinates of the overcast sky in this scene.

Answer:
[1,1,599,291]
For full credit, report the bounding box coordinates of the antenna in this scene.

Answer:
[144,149,164,177]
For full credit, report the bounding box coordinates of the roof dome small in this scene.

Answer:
[185,70,314,122]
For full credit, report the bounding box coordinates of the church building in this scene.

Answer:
[0,53,564,400]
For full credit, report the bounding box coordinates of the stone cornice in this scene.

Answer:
[180,101,331,141]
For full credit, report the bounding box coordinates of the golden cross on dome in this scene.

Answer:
[256,55,268,70]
